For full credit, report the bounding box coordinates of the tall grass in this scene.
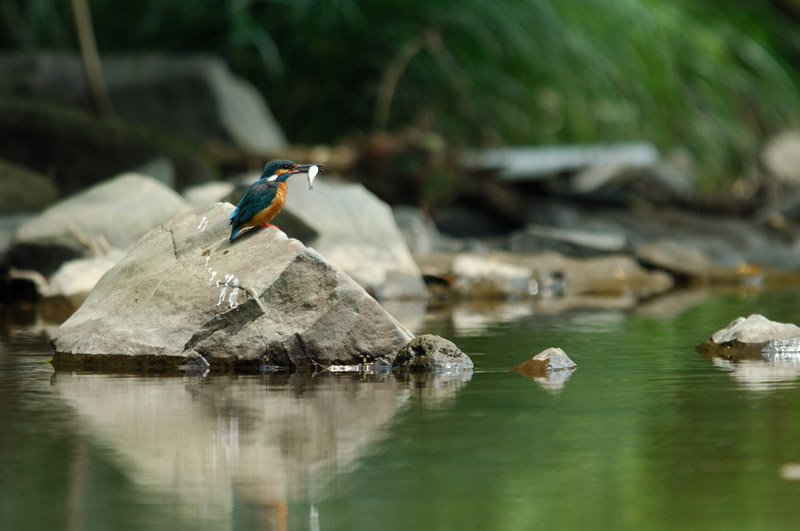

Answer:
[2,0,800,188]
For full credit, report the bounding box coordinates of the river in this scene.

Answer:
[2,287,800,530]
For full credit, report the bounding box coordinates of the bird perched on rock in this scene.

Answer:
[229,159,321,241]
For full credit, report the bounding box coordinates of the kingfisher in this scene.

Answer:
[229,159,322,241]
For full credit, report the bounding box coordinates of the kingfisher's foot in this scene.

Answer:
[261,223,278,229]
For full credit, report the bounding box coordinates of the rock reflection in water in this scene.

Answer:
[699,324,800,392]
[53,370,471,527]
[532,370,574,394]
[712,358,800,392]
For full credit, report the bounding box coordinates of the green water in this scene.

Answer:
[3,288,800,530]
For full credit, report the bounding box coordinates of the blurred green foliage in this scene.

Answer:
[2,0,800,187]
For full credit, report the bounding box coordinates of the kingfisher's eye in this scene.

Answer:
[284,163,292,169]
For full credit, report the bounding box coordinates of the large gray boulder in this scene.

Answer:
[0,52,287,156]
[8,173,191,275]
[50,202,414,371]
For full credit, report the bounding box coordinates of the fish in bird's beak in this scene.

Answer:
[291,163,325,190]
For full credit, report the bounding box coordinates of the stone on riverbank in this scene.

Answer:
[509,223,628,257]
[392,206,449,256]
[43,250,127,306]
[183,181,235,208]
[416,250,673,300]
[50,202,414,372]
[8,173,191,275]
[761,131,800,187]
[0,52,287,157]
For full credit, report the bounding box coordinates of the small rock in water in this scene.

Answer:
[392,334,473,373]
[511,347,577,378]
[697,314,800,361]
[710,314,800,344]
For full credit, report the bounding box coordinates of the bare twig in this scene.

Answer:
[374,30,472,131]
[374,33,426,130]
[67,220,103,256]
[71,0,114,117]
[423,30,473,120]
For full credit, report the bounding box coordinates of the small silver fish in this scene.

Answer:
[308,165,319,190]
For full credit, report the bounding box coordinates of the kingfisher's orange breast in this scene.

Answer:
[246,182,287,228]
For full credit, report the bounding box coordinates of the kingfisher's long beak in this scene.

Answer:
[290,163,325,173]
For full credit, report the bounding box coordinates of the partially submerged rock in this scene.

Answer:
[511,347,577,378]
[511,347,577,393]
[710,314,800,343]
[392,334,473,373]
[8,173,191,275]
[51,202,414,372]
[697,314,800,360]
